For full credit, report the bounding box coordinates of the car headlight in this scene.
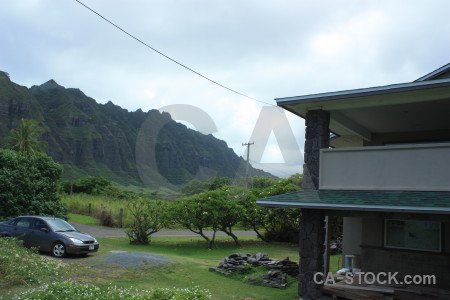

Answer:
[69,237,84,244]
[93,238,98,243]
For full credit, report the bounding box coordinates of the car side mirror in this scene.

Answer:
[40,227,49,232]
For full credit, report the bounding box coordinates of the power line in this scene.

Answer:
[74,0,276,107]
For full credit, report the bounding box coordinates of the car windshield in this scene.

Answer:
[46,219,76,232]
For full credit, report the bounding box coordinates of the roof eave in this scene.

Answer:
[415,62,450,82]
[275,78,450,107]
[256,201,450,214]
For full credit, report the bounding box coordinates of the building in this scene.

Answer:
[257,63,450,299]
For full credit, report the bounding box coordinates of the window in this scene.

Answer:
[32,219,49,230]
[384,219,441,252]
[14,218,32,228]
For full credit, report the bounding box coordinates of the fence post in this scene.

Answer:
[88,203,92,216]
[119,208,124,228]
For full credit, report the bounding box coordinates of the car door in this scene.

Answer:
[28,218,52,251]
[11,217,33,246]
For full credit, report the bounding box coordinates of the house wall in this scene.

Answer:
[360,220,450,288]
[342,217,362,258]
[319,143,450,191]
[361,246,450,288]
[361,218,383,247]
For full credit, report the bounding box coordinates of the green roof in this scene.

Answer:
[256,190,450,214]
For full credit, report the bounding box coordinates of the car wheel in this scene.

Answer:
[52,242,66,257]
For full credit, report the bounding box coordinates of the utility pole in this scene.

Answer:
[242,142,254,187]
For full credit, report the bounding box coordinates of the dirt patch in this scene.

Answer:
[89,250,170,269]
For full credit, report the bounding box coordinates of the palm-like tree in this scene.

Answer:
[2,118,47,155]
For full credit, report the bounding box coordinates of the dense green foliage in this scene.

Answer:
[0,237,66,288]
[0,72,273,188]
[179,177,232,195]
[11,281,212,299]
[0,149,67,219]
[171,175,303,247]
[60,176,112,194]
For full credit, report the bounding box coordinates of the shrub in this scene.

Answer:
[0,149,67,219]
[0,237,66,288]
[12,281,212,299]
[126,199,173,245]
[97,207,116,227]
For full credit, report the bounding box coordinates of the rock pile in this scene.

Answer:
[266,257,299,276]
[210,253,299,289]
[247,270,287,289]
[210,253,272,275]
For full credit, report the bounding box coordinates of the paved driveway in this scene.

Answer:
[72,223,255,238]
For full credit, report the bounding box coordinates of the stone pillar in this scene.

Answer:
[301,110,330,189]
[299,110,329,299]
[299,209,326,299]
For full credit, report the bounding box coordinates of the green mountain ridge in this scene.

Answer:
[0,71,273,189]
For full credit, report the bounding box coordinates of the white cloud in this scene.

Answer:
[2,0,450,177]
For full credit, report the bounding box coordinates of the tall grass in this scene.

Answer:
[0,237,68,289]
[62,194,132,227]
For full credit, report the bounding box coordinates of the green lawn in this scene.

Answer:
[60,213,341,299]
[68,213,98,225]
[69,236,340,300]
[85,236,300,299]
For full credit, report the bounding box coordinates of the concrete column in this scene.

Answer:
[299,110,330,299]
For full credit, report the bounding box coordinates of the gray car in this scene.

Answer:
[0,216,99,257]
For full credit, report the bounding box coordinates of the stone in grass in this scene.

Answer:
[247,270,288,289]
[209,267,233,276]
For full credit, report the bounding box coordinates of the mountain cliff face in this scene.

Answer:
[0,71,272,188]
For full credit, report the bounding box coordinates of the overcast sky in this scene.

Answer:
[1,0,450,178]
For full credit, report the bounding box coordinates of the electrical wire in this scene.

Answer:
[74,0,276,107]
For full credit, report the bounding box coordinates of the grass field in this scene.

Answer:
[63,194,132,225]
[56,215,341,299]
[66,235,341,299]
[2,213,342,299]
[85,236,300,299]
[68,213,98,225]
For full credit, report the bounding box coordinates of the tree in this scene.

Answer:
[0,149,66,220]
[216,186,247,246]
[240,176,302,243]
[173,194,219,249]
[239,193,271,242]
[125,198,173,245]
[2,118,47,155]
